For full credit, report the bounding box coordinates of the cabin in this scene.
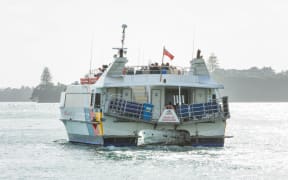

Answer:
[61,50,229,123]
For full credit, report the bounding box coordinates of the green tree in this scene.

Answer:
[41,67,52,85]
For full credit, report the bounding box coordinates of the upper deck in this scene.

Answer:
[93,65,223,89]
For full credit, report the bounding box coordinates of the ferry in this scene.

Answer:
[59,24,230,147]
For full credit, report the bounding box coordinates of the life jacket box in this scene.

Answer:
[142,103,153,121]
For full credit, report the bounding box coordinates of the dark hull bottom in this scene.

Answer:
[191,137,224,147]
[67,134,224,147]
[103,137,137,146]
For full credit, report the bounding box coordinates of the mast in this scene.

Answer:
[108,24,129,77]
[120,24,127,57]
[112,24,128,58]
[121,24,127,49]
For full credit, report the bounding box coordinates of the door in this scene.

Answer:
[194,89,206,103]
[152,89,161,119]
[122,88,132,101]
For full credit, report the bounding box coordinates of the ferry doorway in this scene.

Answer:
[194,88,207,103]
[165,88,189,105]
[122,88,132,101]
[151,89,161,119]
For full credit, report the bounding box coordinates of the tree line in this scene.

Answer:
[0,67,66,102]
[1,63,288,102]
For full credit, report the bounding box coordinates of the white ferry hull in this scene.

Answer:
[61,120,104,145]
[61,116,226,147]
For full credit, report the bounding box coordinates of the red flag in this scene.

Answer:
[163,48,174,60]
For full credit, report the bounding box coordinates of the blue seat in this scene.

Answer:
[125,101,142,118]
[176,104,189,118]
[190,103,205,119]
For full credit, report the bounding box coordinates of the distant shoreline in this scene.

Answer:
[2,67,288,103]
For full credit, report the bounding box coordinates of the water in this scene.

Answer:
[0,102,288,180]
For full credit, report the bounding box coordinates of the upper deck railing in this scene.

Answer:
[88,64,217,87]
[122,65,191,76]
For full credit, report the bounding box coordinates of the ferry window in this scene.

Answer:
[65,93,90,108]
[212,94,216,101]
[94,93,101,108]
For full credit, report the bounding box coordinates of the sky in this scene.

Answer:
[1,0,288,88]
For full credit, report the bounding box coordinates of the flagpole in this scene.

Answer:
[162,46,165,65]
[160,46,165,82]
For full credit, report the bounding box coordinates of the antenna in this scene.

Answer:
[191,27,196,59]
[112,24,128,58]
[120,24,128,57]
[89,33,95,75]
[121,24,127,49]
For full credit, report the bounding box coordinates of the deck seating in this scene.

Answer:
[176,101,220,120]
[109,98,153,121]
[176,104,189,119]
[190,103,205,119]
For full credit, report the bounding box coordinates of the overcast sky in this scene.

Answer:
[1,0,287,88]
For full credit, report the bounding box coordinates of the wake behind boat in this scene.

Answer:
[59,24,230,147]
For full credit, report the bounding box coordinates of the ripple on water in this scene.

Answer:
[1,102,288,179]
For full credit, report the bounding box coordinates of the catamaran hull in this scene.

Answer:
[61,120,104,145]
[60,117,226,147]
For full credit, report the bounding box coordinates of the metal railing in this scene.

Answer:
[122,66,191,76]
[106,96,229,122]
[175,97,229,121]
[107,96,153,121]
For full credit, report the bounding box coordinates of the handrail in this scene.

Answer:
[175,98,227,121]
[106,96,229,122]
[122,65,191,76]
[107,97,153,121]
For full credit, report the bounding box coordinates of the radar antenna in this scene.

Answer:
[113,24,128,58]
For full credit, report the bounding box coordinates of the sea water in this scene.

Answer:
[0,102,288,180]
